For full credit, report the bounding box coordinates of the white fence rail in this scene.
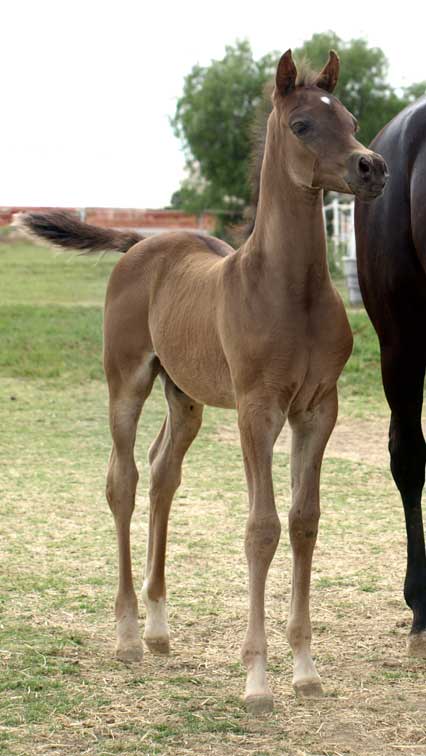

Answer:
[323,197,356,266]
[323,197,362,304]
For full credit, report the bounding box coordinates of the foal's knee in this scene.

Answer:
[106,454,138,516]
[288,503,320,544]
[245,513,281,562]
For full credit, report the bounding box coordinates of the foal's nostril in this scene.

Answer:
[358,156,372,178]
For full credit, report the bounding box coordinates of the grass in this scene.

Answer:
[1,240,425,756]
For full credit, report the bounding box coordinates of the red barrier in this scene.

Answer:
[0,206,217,233]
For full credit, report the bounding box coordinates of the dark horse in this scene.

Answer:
[355,96,426,656]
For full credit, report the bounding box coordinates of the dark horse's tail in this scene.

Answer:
[14,211,144,254]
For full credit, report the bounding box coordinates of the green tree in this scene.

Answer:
[171,40,277,220]
[402,81,426,102]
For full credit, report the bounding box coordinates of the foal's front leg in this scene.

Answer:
[238,397,285,714]
[287,389,338,697]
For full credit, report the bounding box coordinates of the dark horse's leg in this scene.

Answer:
[381,342,426,654]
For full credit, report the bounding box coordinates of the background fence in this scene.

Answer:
[324,196,361,304]
[323,196,356,270]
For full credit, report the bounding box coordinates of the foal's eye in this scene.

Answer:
[291,121,311,136]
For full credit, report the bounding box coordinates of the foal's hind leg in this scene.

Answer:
[381,344,426,656]
[106,356,158,662]
[142,375,203,654]
[287,389,338,697]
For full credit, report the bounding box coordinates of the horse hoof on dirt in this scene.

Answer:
[144,636,170,655]
[244,693,274,715]
[407,631,426,658]
[294,681,324,699]
[115,643,144,663]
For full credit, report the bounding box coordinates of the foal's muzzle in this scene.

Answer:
[346,151,389,200]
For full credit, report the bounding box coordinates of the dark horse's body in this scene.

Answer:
[355,97,426,655]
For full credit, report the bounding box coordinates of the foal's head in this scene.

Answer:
[271,50,388,200]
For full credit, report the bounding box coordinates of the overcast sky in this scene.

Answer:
[1,0,425,209]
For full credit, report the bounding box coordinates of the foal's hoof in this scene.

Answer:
[407,631,426,658]
[244,694,274,715]
[294,680,324,699]
[144,636,170,656]
[115,642,144,663]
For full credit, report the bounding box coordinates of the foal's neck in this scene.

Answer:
[247,116,329,292]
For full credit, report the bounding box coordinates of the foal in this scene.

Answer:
[19,50,388,713]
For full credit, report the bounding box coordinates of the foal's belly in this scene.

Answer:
[157,351,237,409]
[154,332,347,413]
[156,347,339,414]
[150,317,236,409]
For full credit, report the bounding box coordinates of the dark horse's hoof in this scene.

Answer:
[407,631,426,658]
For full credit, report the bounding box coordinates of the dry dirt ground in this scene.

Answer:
[2,378,426,756]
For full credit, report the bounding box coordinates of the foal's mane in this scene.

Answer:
[239,60,319,242]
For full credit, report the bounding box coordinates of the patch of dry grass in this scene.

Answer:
[2,376,426,756]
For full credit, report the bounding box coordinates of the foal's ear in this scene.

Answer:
[276,49,297,96]
[315,50,340,93]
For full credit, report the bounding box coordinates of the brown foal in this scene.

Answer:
[18,49,388,714]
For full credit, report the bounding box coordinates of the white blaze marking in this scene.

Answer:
[321,96,331,105]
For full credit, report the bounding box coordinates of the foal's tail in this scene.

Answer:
[14,211,144,254]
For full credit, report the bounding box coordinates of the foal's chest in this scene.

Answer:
[283,303,353,411]
[245,296,353,412]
